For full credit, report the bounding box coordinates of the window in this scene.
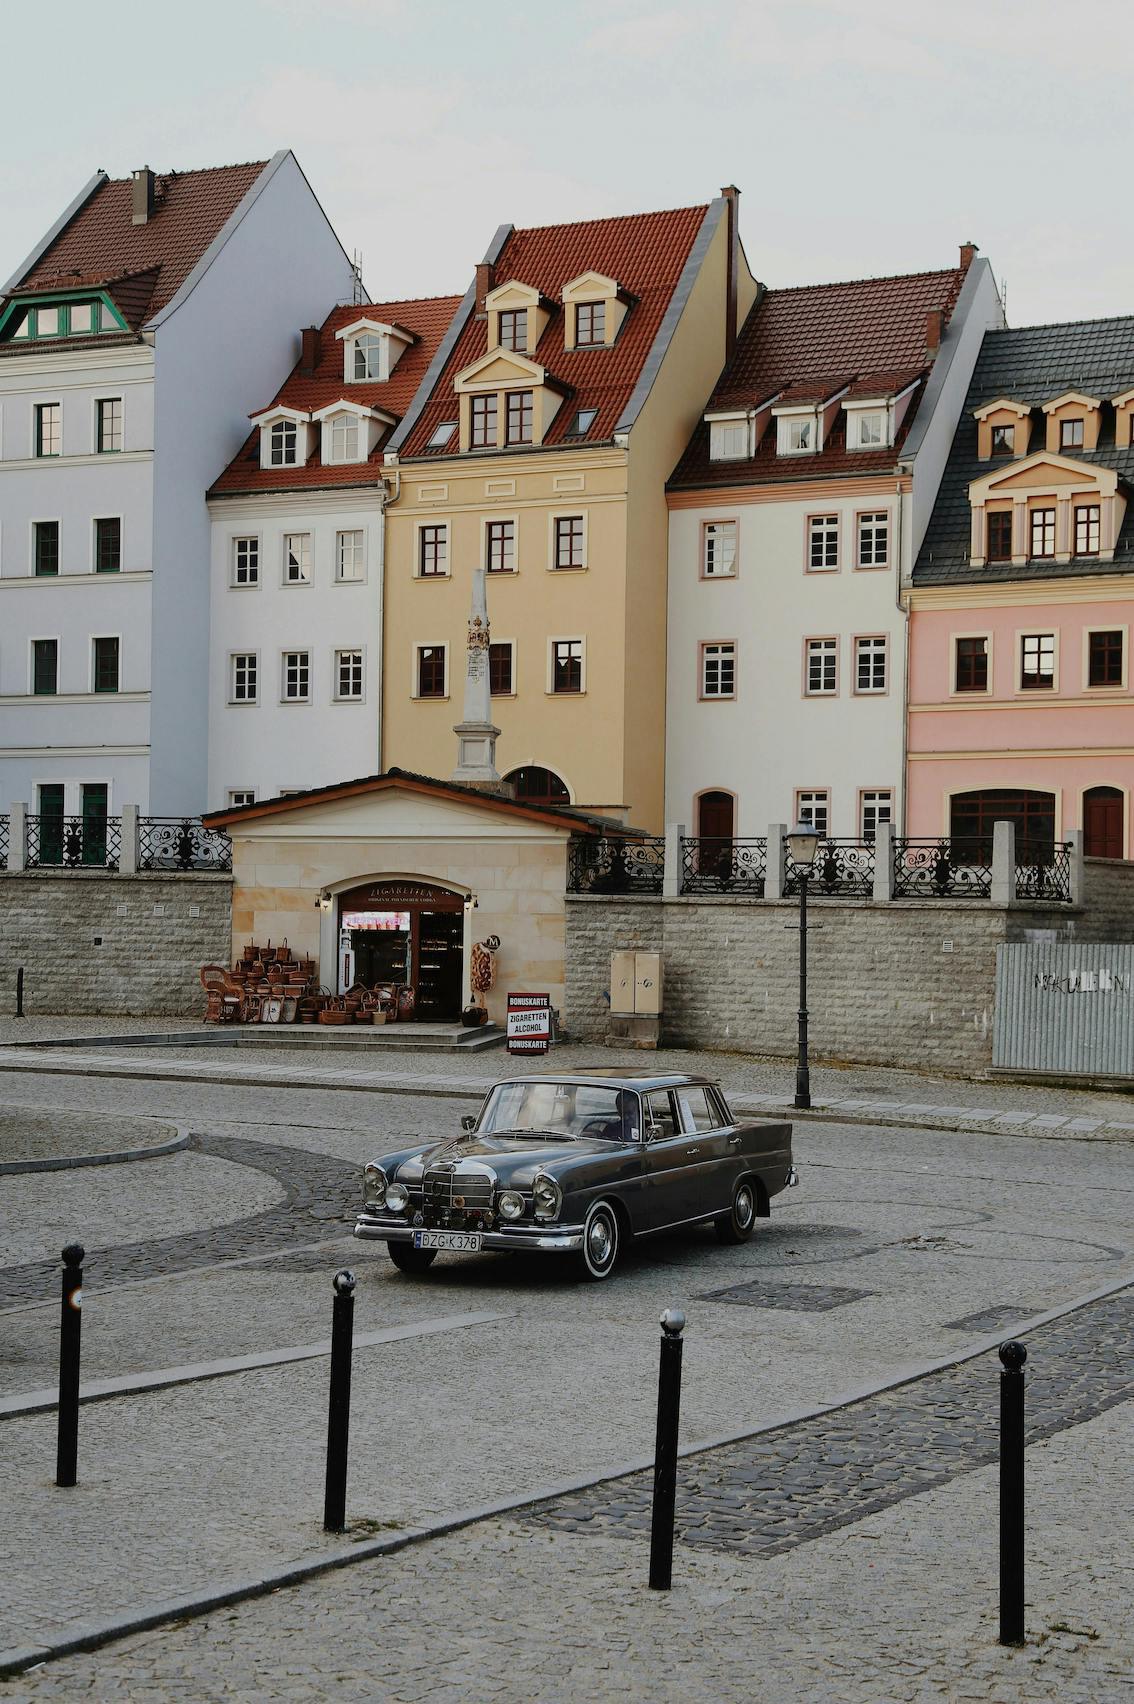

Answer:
[857,511,889,567]
[781,417,814,454]
[228,790,256,808]
[702,521,737,578]
[37,783,64,865]
[805,638,837,695]
[987,511,1013,561]
[283,533,311,584]
[567,407,598,438]
[700,641,736,699]
[32,638,58,696]
[92,636,119,694]
[489,641,514,694]
[950,789,1054,854]
[576,301,605,346]
[336,649,364,699]
[80,783,108,866]
[94,518,120,574]
[37,306,59,337]
[336,530,365,582]
[808,514,839,571]
[796,790,829,837]
[471,394,497,448]
[33,521,59,577]
[418,524,447,577]
[70,303,94,334]
[554,515,585,570]
[328,413,359,463]
[860,790,893,842]
[35,403,61,457]
[427,421,457,450]
[270,420,297,466]
[644,1091,678,1139]
[955,636,989,693]
[1020,632,1055,690]
[709,420,748,461]
[499,310,527,353]
[505,766,570,804]
[1088,630,1124,687]
[854,412,884,448]
[1060,418,1084,450]
[1075,504,1101,556]
[232,537,259,587]
[416,645,447,698]
[96,398,122,453]
[505,390,533,446]
[552,639,584,694]
[855,635,887,693]
[486,520,515,574]
[991,424,1014,457]
[282,651,310,702]
[230,653,258,703]
[352,334,382,380]
[675,1085,720,1133]
[1030,508,1055,559]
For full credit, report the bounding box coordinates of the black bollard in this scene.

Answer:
[16,966,24,1018]
[56,1243,84,1487]
[323,1269,356,1533]
[648,1307,686,1591]
[999,1339,1027,1646]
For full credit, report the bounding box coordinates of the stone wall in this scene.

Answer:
[1076,859,1134,942]
[0,871,232,1016]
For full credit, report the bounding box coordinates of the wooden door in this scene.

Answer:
[697,791,734,876]
[1083,787,1124,859]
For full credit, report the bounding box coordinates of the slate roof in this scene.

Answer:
[669,264,968,490]
[914,316,1134,586]
[209,296,464,497]
[401,204,710,457]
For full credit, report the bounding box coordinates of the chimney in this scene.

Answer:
[959,240,978,272]
[926,309,944,354]
[299,325,319,376]
[721,185,740,359]
[131,167,155,226]
[475,261,495,313]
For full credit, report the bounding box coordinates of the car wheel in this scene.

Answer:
[574,1200,620,1281]
[715,1178,757,1244]
[387,1241,438,1276]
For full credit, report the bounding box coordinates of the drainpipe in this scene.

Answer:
[894,472,909,835]
[377,462,401,773]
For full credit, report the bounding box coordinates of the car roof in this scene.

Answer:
[494,1068,713,1092]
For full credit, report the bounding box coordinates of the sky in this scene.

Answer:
[3,0,1133,328]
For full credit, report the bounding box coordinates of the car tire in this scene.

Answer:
[574,1200,620,1281]
[715,1178,757,1244]
[387,1241,438,1276]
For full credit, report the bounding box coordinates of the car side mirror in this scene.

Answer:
[460,1114,476,1133]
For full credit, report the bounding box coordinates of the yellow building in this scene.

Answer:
[380,192,757,830]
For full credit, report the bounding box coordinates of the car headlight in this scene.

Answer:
[498,1190,524,1220]
[532,1172,562,1221]
[386,1181,408,1213]
[363,1163,387,1207]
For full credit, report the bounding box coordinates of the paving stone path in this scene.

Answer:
[530,1283,1133,1557]
[0,1134,358,1306]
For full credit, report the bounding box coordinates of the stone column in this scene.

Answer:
[8,802,26,872]
[991,819,1016,906]
[663,823,685,898]
[1067,827,1085,907]
[765,823,786,900]
[119,804,139,875]
[872,820,894,901]
[452,568,504,789]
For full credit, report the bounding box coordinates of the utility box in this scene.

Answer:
[634,952,662,1015]
[610,951,636,1015]
[608,949,663,1048]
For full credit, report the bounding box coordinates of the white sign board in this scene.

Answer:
[507,992,551,1054]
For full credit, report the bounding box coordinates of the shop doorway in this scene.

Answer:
[337,882,465,1020]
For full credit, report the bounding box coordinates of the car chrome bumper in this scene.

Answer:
[353,1211,585,1252]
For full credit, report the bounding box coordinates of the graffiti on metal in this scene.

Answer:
[996,943,1134,1075]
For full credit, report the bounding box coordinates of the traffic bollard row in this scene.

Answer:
[323,1268,357,1533]
[649,1307,685,1590]
[999,1339,1027,1646]
[56,1243,84,1487]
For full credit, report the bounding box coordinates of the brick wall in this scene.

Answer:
[0,871,232,1016]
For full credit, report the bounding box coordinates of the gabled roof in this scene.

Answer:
[669,262,968,489]
[916,314,1134,586]
[401,203,711,456]
[209,295,463,497]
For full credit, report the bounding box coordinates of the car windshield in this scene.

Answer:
[477,1082,640,1142]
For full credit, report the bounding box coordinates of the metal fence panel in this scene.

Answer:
[994,942,1134,1074]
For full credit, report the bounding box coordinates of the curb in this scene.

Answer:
[1,1270,1128,1681]
[0,1125,189,1177]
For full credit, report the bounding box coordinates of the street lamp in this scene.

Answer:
[785,820,820,1109]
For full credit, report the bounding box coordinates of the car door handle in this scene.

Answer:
[728,1134,741,1147]
[686,1145,701,1156]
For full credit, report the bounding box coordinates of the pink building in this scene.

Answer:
[908,318,1134,858]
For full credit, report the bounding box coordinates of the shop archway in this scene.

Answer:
[336,879,467,1020]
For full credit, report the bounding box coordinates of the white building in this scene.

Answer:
[0,154,358,827]
[205,294,463,808]
[665,246,1005,845]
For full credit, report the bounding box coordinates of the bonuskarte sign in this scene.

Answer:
[507,992,552,1054]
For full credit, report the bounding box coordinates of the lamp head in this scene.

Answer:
[786,820,820,869]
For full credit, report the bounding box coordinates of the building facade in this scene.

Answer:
[664,247,1004,845]
[0,154,357,824]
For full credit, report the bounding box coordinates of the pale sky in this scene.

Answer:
[4,0,1133,328]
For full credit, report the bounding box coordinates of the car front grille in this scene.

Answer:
[422,1162,494,1222]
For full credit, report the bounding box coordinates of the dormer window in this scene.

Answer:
[471,394,497,448]
[1060,418,1084,451]
[485,283,549,354]
[499,311,527,353]
[329,413,359,462]
[454,346,564,451]
[709,420,749,461]
[271,421,297,466]
[561,272,630,351]
[856,412,883,448]
[251,405,313,472]
[576,301,605,347]
[505,390,533,446]
[311,399,393,466]
[974,398,1033,461]
[336,318,414,384]
[991,425,1014,456]
[1042,390,1101,454]
[1,294,125,342]
[779,416,815,455]
[352,334,383,380]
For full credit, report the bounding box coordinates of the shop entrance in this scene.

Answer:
[337,881,465,1021]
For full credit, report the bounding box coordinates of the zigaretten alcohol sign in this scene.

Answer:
[506,993,551,1054]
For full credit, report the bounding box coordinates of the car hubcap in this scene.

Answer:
[589,1214,613,1266]
[736,1187,754,1227]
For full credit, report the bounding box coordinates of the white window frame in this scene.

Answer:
[702,520,738,579]
[795,789,830,837]
[282,532,312,586]
[335,529,366,584]
[327,412,361,465]
[281,649,311,704]
[227,789,256,807]
[413,641,449,700]
[856,510,890,569]
[700,640,737,700]
[350,333,385,381]
[334,647,365,702]
[229,652,259,705]
[269,419,298,467]
[807,513,839,572]
[853,635,888,695]
[547,636,587,695]
[859,789,893,841]
[231,536,260,588]
[848,409,887,451]
[805,637,838,696]
[708,419,749,462]
[777,413,816,456]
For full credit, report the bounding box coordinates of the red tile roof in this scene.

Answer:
[209,295,464,496]
[11,162,268,321]
[670,264,968,489]
[402,204,710,457]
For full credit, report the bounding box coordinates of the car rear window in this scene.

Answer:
[675,1085,720,1132]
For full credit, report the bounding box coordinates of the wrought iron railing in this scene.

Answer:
[892,837,994,899]
[567,836,664,895]
[138,817,233,873]
[25,813,122,870]
[1015,841,1072,902]
[0,814,7,870]
[785,838,875,897]
[679,837,767,895]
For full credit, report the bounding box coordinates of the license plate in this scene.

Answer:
[413,1230,482,1252]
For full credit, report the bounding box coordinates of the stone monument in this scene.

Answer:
[452,568,511,793]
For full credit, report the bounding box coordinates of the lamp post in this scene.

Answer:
[785,820,820,1110]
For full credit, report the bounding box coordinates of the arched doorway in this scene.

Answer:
[505,766,570,805]
[1083,787,1124,859]
[337,880,465,1019]
[950,789,1055,856]
[696,789,735,876]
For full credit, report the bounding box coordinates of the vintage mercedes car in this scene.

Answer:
[354,1068,797,1281]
